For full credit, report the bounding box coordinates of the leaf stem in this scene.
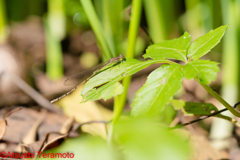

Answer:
[113,0,142,122]
[214,115,240,127]
[108,0,142,144]
[80,0,113,60]
[197,79,240,117]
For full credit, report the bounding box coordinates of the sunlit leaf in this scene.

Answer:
[58,86,112,138]
[131,64,183,117]
[183,60,220,84]
[143,32,191,62]
[81,58,173,101]
[187,25,228,60]
[115,118,190,160]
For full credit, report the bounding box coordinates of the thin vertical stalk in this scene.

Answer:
[45,0,65,80]
[44,18,64,80]
[108,0,142,143]
[102,0,117,57]
[209,0,239,149]
[101,0,125,57]
[197,80,240,117]
[237,0,240,101]
[184,0,203,38]
[143,0,166,42]
[48,0,66,40]
[201,0,213,33]
[203,0,222,29]
[80,0,113,60]
[0,0,7,43]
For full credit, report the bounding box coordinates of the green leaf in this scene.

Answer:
[143,32,191,62]
[115,118,190,160]
[183,60,220,84]
[159,104,177,125]
[170,99,219,116]
[83,81,124,102]
[170,99,185,110]
[187,25,228,60]
[131,64,183,117]
[81,58,173,101]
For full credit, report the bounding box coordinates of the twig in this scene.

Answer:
[77,120,112,128]
[170,101,240,129]
[7,72,61,113]
[76,120,112,132]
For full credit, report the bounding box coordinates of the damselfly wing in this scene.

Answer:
[64,63,105,86]
[50,54,125,103]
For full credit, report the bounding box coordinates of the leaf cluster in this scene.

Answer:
[81,25,227,117]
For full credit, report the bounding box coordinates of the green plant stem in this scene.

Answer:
[143,0,167,42]
[45,0,65,80]
[47,0,66,40]
[209,1,239,149]
[44,18,64,80]
[101,0,119,57]
[113,0,142,123]
[0,0,7,43]
[197,80,240,117]
[80,0,113,60]
[108,0,142,144]
[185,0,204,38]
[215,115,240,127]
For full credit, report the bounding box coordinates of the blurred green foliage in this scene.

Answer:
[1,0,240,158]
[37,118,190,160]
[6,0,46,21]
[0,0,7,43]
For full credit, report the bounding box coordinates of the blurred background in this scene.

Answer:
[0,0,239,159]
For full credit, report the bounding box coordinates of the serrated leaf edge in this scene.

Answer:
[147,46,187,62]
[188,26,227,60]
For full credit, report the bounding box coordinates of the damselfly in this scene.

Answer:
[50,54,125,103]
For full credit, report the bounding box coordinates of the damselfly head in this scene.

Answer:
[120,54,124,59]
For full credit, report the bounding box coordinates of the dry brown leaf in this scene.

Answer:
[15,110,47,153]
[0,107,22,140]
[22,110,47,144]
[60,117,75,134]
[21,116,74,157]
[22,132,67,158]
[39,132,68,152]
[0,120,7,140]
[0,108,67,143]
[57,85,113,138]
[190,134,224,160]
[172,129,224,160]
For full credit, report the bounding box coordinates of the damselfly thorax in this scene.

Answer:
[50,54,125,103]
